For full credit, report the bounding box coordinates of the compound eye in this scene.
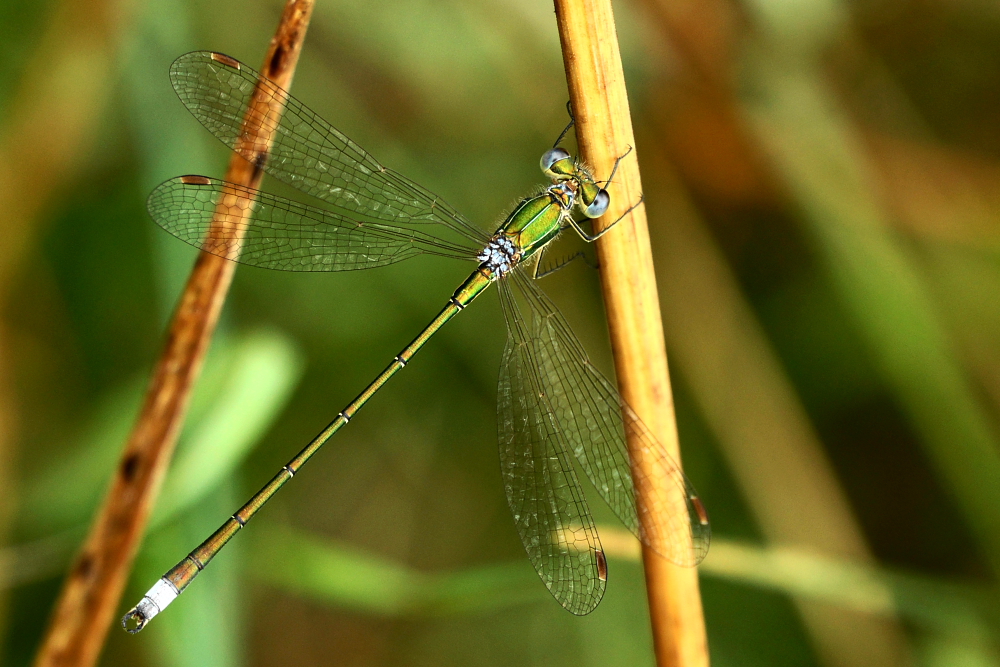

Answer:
[540,147,572,173]
[583,189,610,218]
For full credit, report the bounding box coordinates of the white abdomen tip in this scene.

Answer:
[137,577,179,621]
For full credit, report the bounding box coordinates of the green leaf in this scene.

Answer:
[249,526,543,616]
[151,330,304,527]
[742,47,1000,579]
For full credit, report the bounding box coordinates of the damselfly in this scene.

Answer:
[123,51,709,633]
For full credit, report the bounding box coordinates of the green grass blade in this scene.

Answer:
[249,526,544,616]
[151,330,304,527]
[742,52,1000,578]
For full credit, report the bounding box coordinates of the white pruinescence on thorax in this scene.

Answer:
[477,235,519,278]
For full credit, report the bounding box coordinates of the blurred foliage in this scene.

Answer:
[1,0,999,666]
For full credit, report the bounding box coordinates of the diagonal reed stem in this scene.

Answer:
[31,2,314,666]
[552,2,710,665]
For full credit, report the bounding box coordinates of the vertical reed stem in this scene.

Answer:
[552,2,709,665]
[32,3,314,665]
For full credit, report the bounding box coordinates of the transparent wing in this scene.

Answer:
[497,280,607,615]
[169,51,489,244]
[510,271,710,567]
[147,176,478,271]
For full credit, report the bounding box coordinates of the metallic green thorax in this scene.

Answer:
[500,193,565,261]
[478,154,606,278]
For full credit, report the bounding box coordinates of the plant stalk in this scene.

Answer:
[552,1,710,665]
[31,2,314,665]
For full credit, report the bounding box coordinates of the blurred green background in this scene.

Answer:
[1,0,999,665]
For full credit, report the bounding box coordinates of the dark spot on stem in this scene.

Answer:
[75,553,94,580]
[268,45,286,75]
[252,153,268,181]
[120,453,141,482]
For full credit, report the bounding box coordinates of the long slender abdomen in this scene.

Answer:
[122,267,494,633]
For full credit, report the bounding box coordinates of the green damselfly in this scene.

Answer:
[123,51,709,632]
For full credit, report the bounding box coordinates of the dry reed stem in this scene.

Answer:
[31,3,314,665]
[552,2,709,665]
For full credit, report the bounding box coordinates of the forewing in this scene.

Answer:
[511,272,710,567]
[497,282,607,615]
[147,176,475,271]
[169,52,489,243]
